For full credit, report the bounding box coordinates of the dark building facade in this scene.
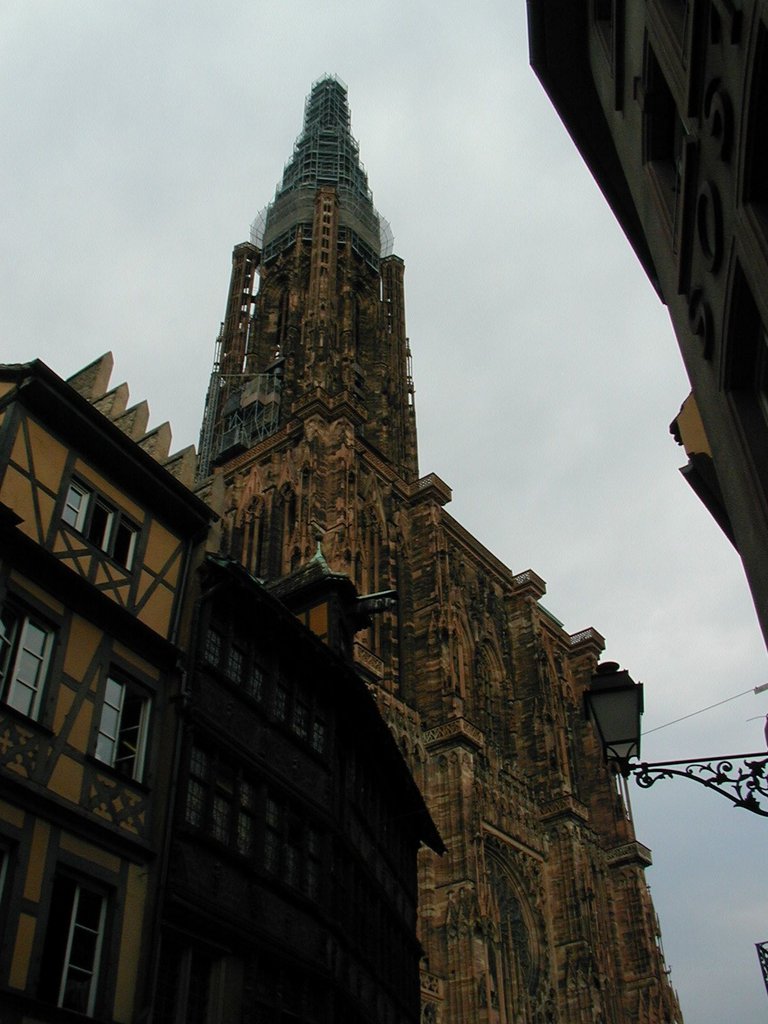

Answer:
[155,550,442,1024]
[527,0,768,649]
[0,354,439,1024]
[197,76,682,1024]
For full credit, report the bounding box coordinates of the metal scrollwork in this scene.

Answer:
[632,753,768,816]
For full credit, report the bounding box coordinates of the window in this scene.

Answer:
[62,482,89,530]
[39,875,107,1016]
[310,718,327,755]
[263,791,324,897]
[643,44,685,223]
[0,605,54,719]
[202,621,267,702]
[204,626,223,666]
[95,676,150,782]
[270,673,329,755]
[273,681,289,721]
[744,22,768,211]
[61,481,138,570]
[154,937,223,1024]
[184,746,257,858]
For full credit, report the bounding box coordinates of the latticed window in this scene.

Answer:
[311,718,327,754]
[237,781,257,857]
[204,627,222,666]
[185,745,259,861]
[264,796,281,873]
[273,682,289,721]
[244,661,264,701]
[262,791,324,896]
[228,644,244,684]
[185,747,210,828]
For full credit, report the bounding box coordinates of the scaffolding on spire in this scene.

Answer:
[253,76,393,266]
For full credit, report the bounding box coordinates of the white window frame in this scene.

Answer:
[61,480,138,571]
[62,482,90,531]
[57,882,107,1016]
[95,676,150,782]
[0,607,54,720]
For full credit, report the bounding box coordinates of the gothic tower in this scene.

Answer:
[197,76,682,1024]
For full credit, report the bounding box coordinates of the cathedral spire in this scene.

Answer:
[198,76,414,484]
[254,75,392,266]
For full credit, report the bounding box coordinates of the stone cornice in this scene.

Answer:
[605,841,653,868]
[539,793,591,825]
[217,419,303,475]
[481,822,546,862]
[423,716,485,752]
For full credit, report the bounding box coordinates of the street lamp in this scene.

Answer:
[585,662,768,817]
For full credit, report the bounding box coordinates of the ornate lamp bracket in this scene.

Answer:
[630,753,768,817]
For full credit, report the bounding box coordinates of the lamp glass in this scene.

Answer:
[587,676,643,765]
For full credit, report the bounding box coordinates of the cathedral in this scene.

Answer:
[196,75,681,1024]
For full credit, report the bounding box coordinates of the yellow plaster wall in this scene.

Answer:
[676,393,712,457]
[53,686,93,752]
[47,755,84,804]
[59,833,120,874]
[63,617,101,684]
[9,572,64,615]
[136,581,173,637]
[309,602,329,638]
[8,913,36,990]
[52,685,75,734]
[51,533,93,579]
[114,861,148,1022]
[0,381,16,401]
[112,641,159,680]
[144,520,181,583]
[23,820,50,902]
[25,418,68,494]
[0,465,40,543]
[0,798,24,828]
[73,459,143,522]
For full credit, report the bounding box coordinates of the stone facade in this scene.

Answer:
[198,75,682,1024]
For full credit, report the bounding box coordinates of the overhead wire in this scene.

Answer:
[643,683,767,736]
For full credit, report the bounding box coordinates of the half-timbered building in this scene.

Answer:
[0,356,211,1023]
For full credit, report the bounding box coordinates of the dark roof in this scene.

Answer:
[266,541,355,604]
[0,360,213,537]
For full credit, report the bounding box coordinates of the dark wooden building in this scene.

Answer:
[154,549,442,1024]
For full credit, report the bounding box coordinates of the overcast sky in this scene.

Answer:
[3,2,767,1020]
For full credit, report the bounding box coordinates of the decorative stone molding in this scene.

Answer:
[606,841,653,868]
[423,717,484,752]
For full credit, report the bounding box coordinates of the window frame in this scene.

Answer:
[0,604,55,720]
[263,788,325,897]
[61,479,139,571]
[95,674,151,783]
[40,873,108,1017]
[184,744,258,860]
[202,619,268,704]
